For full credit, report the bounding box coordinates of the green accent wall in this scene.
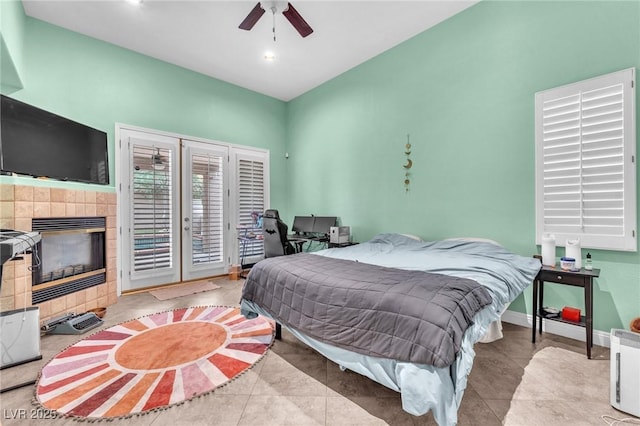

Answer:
[0,0,26,92]
[0,2,288,206]
[2,0,639,334]
[285,1,640,332]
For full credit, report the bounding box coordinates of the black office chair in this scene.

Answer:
[262,209,296,258]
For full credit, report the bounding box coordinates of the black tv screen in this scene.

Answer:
[0,95,109,185]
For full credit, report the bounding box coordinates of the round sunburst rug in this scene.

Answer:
[35,306,274,420]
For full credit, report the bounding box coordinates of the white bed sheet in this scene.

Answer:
[241,233,541,425]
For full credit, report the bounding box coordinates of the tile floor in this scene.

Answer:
[0,277,629,425]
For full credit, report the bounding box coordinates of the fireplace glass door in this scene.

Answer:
[31,217,106,304]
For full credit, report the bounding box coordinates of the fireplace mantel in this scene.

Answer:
[0,183,117,322]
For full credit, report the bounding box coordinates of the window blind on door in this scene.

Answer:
[535,68,636,251]
[132,145,173,271]
[237,158,265,258]
[190,152,224,265]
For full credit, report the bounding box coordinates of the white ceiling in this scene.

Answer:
[22,0,478,101]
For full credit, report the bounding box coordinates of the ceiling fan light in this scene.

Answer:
[261,1,288,14]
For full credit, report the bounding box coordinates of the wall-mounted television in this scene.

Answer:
[0,95,109,185]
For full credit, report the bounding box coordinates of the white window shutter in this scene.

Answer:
[535,68,636,251]
[190,152,224,264]
[236,154,267,259]
[131,144,174,271]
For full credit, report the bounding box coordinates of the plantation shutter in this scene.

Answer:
[190,152,224,264]
[535,68,636,251]
[131,145,174,271]
[236,155,266,260]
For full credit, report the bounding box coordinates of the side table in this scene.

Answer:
[531,265,600,359]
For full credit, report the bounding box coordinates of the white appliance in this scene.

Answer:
[0,307,41,369]
[610,328,640,417]
[330,226,350,244]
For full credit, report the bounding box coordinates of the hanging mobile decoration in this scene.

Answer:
[403,134,412,192]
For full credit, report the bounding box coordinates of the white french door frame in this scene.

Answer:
[181,139,229,281]
[116,123,269,294]
[118,128,181,292]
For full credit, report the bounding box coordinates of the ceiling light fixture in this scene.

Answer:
[264,51,276,61]
[125,0,143,5]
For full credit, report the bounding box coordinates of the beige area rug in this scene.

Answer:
[149,280,221,301]
[503,346,626,425]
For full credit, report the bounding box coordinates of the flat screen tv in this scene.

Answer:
[0,95,109,185]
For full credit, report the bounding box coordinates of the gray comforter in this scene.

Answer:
[241,252,492,368]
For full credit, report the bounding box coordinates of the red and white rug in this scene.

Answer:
[35,306,273,420]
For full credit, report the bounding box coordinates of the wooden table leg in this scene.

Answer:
[532,278,538,343]
[538,280,544,335]
[585,279,593,359]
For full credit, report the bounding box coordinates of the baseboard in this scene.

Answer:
[502,310,611,348]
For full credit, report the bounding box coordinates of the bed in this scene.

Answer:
[240,233,541,425]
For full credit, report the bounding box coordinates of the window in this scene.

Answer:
[535,68,636,251]
[131,144,174,272]
[233,149,269,264]
[189,150,224,265]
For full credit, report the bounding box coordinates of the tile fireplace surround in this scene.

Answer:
[0,183,117,323]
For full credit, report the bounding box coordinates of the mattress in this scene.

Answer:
[241,233,541,425]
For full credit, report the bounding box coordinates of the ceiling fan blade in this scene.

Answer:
[239,2,265,31]
[282,2,313,38]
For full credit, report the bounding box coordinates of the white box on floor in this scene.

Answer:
[0,307,41,369]
[610,328,640,417]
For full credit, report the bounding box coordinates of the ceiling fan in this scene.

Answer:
[239,1,313,39]
[152,148,167,171]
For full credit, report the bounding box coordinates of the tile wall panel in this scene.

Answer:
[0,184,117,323]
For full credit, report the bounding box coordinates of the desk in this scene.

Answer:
[288,235,328,252]
[531,265,600,359]
[237,227,262,278]
[328,242,358,248]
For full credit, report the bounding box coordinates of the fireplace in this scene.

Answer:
[31,217,106,304]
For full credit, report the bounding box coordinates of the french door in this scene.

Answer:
[181,140,228,281]
[120,129,181,291]
[119,127,268,292]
